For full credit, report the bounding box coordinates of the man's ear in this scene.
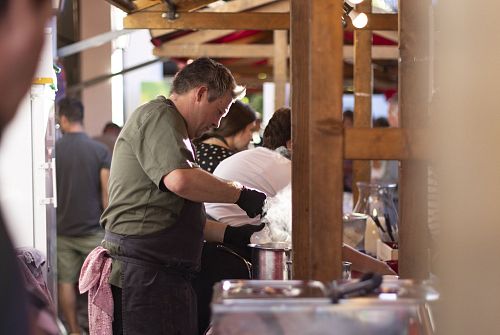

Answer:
[195,86,208,102]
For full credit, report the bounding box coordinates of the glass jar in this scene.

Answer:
[353,182,399,246]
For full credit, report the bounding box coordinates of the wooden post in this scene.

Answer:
[352,0,373,206]
[308,0,344,281]
[274,30,288,109]
[291,0,345,281]
[398,0,430,279]
[291,0,311,280]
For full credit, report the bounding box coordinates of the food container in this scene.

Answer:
[210,278,438,335]
[248,242,292,280]
[212,280,328,304]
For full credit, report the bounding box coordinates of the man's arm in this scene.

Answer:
[100,168,110,209]
[163,167,241,203]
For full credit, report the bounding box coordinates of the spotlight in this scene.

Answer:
[343,1,368,29]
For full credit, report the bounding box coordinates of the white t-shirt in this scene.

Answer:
[205,147,291,226]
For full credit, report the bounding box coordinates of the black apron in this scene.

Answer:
[106,199,205,335]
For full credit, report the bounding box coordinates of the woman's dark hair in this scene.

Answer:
[172,57,245,101]
[194,100,257,144]
[57,97,84,123]
[263,107,291,150]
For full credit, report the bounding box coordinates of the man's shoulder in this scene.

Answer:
[126,96,183,131]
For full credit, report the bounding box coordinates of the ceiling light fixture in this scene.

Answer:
[343,1,369,29]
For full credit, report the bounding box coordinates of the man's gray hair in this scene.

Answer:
[172,57,245,102]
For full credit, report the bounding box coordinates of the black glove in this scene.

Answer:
[235,186,266,218]
[223,222,266,248]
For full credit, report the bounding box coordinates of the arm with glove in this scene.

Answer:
[204,185,266,245]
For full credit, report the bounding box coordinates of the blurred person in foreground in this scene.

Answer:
[193,99,257,173]
[83,58,266,335]
[0,0,52,333]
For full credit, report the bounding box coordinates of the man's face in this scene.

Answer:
[192,88,233,138]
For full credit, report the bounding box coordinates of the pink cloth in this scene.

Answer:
[79,246,113,335]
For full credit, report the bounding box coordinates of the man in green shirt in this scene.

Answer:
[100,58,266,334]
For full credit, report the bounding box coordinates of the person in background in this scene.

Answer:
[93,121,121,156]
[97,57,266,335]
[205,107,292,227]
[196,107,292,334]
[56,97,111,335]
[343,110,354,192]
[0,0,52,333]
[199,108,394,334]
[193,99,257,173]
[371,116,399,185]
[207,109,397,271]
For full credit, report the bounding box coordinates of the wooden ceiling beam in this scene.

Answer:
[154,43,397,60]
[104,0,136,13]
[125,12,290,30]
[153,43,274,58]
[153,0,288,41]
[163,29,236,44]
[344,45,398,60]
[142,0,279,13]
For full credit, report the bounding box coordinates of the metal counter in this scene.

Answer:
[210,279,437,335]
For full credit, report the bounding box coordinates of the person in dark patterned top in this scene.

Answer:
[194,100,257,173]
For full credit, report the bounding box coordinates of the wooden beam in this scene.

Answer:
[291,0,311,281]
[344,45,398,60]
[163,30,236,44]
[125,12,290,30]
[149,0,285,37]
[399,0,430,280]
[352,0,373,207]
[155,42,397,60]
[226,64,273,76]
[105,0,136,13]
[344,128,428,160]
[274,30,288,109]
[309,0,344,281]
[142,0,218,12]
[153,43,274,58]
[132,0,161,12]
[345,14,398,31]
[142,0,279,13]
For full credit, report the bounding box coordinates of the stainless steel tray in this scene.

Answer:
[213,280,328,303]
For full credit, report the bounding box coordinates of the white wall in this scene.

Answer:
[123,30,163,120]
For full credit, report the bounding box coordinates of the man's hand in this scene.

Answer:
[235,186,266,218]
[223,222,265,248]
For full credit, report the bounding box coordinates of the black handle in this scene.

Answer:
[330,272,383,303]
